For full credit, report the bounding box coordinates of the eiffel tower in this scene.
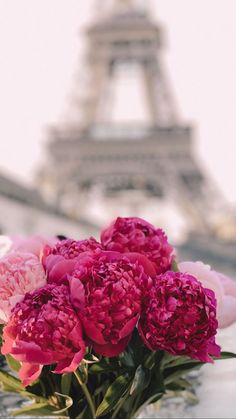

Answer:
[41,0,222,241]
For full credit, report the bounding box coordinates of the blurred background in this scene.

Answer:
[0,0,236,274]
[1,3,236,417]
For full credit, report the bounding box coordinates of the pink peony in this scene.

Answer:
[138,271,220,362]
[10,235,57,259]
[69,252,148,357]
[1,284,86,386]
[179,261,236,329]
[101,217,174,275]
[43,238,102,284]
[214,272,236,328]
[0,252,46,324]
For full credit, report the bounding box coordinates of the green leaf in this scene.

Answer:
[77,362,88,384]
[135,392,163,418]
[130,365,151,395]
[0,370,24,392]
[183,390,199,405]
[11,391,73,417]
[161,353,200,369]
[119,350,135,368]
[89,358,121,374]
[166,377,192,391]
[96,374,132,417]
[5,354,21,373]
[0,370,51,404]
[126,328,145,366]
[61,373,72,396]
[75,405,90,419]
[171,260,179,272]
[135,367,165,414]
[217,351,236,360]
[11,402,62,417]
[164,363,202,385]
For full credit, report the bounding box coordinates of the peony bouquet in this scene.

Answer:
[0,217,236,418]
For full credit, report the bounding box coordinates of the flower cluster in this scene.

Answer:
[139,271,220,362]
[0,217,235,387]
[2,284,85,386]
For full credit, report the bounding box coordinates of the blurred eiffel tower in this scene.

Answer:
[40,0,223,242]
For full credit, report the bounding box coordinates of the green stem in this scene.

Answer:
[111,389,130,419]
[130,393,142,418]
[111,398,124,419]
[74,370,96,419]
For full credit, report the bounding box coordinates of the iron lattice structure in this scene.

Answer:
[42,0,221,233]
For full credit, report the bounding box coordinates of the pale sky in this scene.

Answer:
[0,0,236,204]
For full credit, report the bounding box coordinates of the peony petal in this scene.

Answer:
[1,332,15,354]
[0,235,12,257]
[11,341,53,364]
[138,322,154,351]
[216,272,236,298]
[119,314,139,339]
[208,340,221,358]
[81,317,106,345]
[218,295,236,328]
[192,349,213,363]
[48,259,78,283]
[68,323,85,347]
[19,362,43,387]
[70,277,85,308]
[123,252,156,277]
[12,235,57,258]
[44,254,64,272]
[92,335,131,357]
[178,261,224,307]
[9,294,25,309]
[97,250,126,263]
[0,309,8,324]
[53,346,86,374]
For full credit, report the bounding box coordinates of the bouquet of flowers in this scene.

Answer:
[0,217,236,419]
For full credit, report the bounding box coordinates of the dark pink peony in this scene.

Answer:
[138,271,220,362]
[179,261,236,329]
[45,238,102,259]
[101,217,174,275]
[1,284,86,386]
[43,238,102,283]
[69,252,149,357]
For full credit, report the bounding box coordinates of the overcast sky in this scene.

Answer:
[0,0,236,204]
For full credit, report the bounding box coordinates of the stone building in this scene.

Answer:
[0,172,98,239]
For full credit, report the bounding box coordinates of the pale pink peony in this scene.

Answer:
[10,235,57,259]
[0,252,46,324]
[101,217,174,275]
[0,235,13,258]
[179,261,236,328]
[178,262,224,306]
[1,284,86,386]
[69,252,148,357]
[138,271,220,362]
